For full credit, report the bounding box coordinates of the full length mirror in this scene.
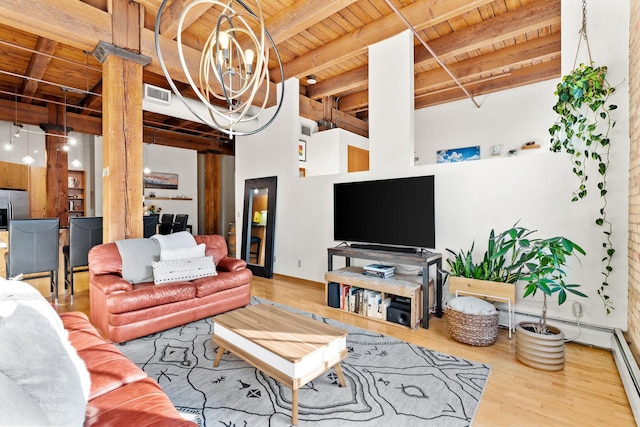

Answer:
[240,176,277,278]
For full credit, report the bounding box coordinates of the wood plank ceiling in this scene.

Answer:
[0,0,560,150]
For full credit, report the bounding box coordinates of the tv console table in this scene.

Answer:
[327,246,443,328]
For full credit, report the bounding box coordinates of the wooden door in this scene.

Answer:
[347,145,369,172]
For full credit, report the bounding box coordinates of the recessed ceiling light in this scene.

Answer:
[307,76,317,85]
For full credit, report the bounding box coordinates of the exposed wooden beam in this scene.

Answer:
[414,59,561,109]
[307,65,367,100]
[0,99,102,135]
[415,32,561,94]
[338,90,368,113]
[142,127,234,155]
[0,0,111,52]
[414,0,560,67]
[299,94,368,138]
[21,37,59,104]
[266,0,358,45]
[154,0,212,40]
[275,0,494,82]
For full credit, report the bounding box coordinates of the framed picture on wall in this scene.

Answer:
[144,172,179,189]
[298,140,306,162]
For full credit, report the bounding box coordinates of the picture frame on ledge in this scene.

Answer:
[299,140,306,162]
[143,172,179,189]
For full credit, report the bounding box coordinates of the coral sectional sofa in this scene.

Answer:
[89,234,252,343]
[0,279,195,426]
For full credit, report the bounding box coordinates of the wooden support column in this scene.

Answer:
[204,152,221,235]
[40,124,68,226]
[96,0,149,242]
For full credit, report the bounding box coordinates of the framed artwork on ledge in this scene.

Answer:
[144,172,179,189]
[298,140,306,162]
[436,145,480,163]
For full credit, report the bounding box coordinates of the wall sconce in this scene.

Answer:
[154,0,285,136]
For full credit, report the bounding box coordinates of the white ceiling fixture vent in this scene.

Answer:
[144,84,171,105]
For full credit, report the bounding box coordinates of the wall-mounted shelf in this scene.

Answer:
[146,197,193,201]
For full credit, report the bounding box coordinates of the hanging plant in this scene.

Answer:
[549,62,617,314]
[548,0,617,314]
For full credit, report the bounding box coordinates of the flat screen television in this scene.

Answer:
[333,175,435,250]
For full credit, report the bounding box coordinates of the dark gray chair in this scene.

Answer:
[158,213,174,235]
[62,217,103,301]
[171,214,189,233]
[5,218,60,303]
[249,235,261,263]
[143,215,158,238]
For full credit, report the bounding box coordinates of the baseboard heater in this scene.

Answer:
[612,328,640,423]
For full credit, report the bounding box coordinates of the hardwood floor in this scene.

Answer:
[59,275,635,426]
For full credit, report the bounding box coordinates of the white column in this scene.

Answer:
[368,30,414,172]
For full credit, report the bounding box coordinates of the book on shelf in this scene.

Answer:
[364,263,395,274]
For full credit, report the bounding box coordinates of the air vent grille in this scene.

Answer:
[144,84,171,105]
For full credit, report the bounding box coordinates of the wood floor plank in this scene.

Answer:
[58,274,636,426]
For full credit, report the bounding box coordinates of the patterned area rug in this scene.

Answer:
[119,297,490,426]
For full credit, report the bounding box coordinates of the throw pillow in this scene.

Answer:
[160,243,206,261]
[152,256,217,284]
[151,231,197,251]
[0,281,90,426]
[115,238,160,284]
[448,296,497,315]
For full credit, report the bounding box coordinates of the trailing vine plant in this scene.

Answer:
[548,0,617,314]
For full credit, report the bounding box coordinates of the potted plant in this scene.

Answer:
[445,225,587,369]
[445,225,535,340]
[491,228,587,371]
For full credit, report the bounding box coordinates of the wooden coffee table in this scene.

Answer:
[212,304,348,425]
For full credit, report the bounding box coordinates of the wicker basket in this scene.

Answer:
[445,305,499,346]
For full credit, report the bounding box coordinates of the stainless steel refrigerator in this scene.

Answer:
[0,189,29,227]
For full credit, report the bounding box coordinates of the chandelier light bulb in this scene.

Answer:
[62,144,70,151]
[22,154,34,164]
[143,166,151,174]
[4,142,12,151]
[68,137,77,145]
[71,158,82,168]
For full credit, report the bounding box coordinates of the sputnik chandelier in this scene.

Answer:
[155,0,285,136]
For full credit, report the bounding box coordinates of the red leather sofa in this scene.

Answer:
[62,311,197,426]
[88,234,252,343]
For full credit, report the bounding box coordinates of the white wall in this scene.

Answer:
[303,128,369,176]
[94,137,199,234]
[234,1,630,333]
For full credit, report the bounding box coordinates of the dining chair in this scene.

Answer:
[158,213,174,235]
[63,217,103,301]
[171,214,189,233]
[5,218,60,304]
[143,215,158,238]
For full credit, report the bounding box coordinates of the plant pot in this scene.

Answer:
[515,321,565,371]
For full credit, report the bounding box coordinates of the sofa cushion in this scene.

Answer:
[160,243,206,261]
[193,269,254,298]
[115,238,161,284]
[106,282,197,314]
[0,280,90,426]
[152,256,217,284]
[76,343,147,400]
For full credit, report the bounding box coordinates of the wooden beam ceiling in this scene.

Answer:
[0,0,562,147]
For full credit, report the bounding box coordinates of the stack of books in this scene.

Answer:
[363,264,395,278]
